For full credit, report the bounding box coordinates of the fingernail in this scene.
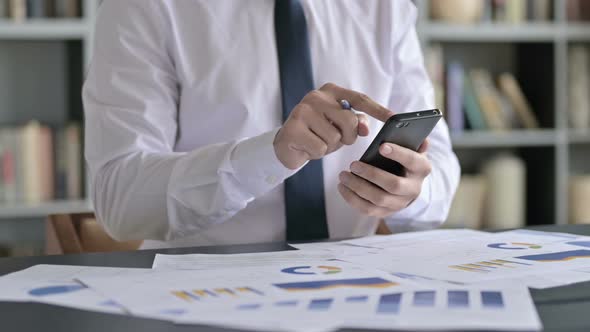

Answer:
[381,144,393,155]
[350,162,364,175]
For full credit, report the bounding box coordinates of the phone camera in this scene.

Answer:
[395,122,405,128]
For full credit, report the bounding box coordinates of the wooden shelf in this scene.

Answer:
[420,22,558,42]
[452,130,558,148]
[0,19,89,40]
[0,200,93,219]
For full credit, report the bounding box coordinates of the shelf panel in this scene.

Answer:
[0,200,93,219]
[568,130,590,144]
[565,23,590,41]
[452,130,558,148]
[420,23,558,42]
[0,19,89,40]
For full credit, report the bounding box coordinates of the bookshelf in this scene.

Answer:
[417,0,590,227]
[0,0,100,253]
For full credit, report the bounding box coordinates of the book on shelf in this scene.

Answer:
[442,65,539,133]
[0,121,83,205]
[470,69,508,131]
[433,0,552,24]
[425,44,445,113]
[0,0,6,18]
[570,175,590,224]
[446,61,465,133]
[498,73,539,129]
[568,45,590,130]
[8,0,26,21]
[4,0,80,20]
[54,0,79,18]
[482,153,526,229]
[445,175,487,229]
[567,0,590,21]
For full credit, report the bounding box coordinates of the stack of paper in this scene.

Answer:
[3,228,590,331]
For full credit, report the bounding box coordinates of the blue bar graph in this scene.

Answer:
[237,303,262,310]
[308,298,333,311]
[346,295,369,303]
[413,291,435,307]
[275,300,298,307]
[481,291,504,308]
[448,290,469,308]
[377,293,402,314]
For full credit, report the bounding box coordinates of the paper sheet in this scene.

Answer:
[339,229,590,284]
[0,264,148,313]
[79,260,416,323]
[177,284,541,332]
[152,250,336,270]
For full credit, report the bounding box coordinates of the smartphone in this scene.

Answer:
[359,109,442,176]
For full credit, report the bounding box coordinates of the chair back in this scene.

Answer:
[46,213,142,254]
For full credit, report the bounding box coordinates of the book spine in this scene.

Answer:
[463,73,487,130]
[0,0,7,18]
[9,0,26,21]
[568,45,590,130]
[483,154,526,229]
[54,0,78,18]
[65,124,82,199]
[26,0,44,18]
[446,61,465,133]
[570,176,590,224]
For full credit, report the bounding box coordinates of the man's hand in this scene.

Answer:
[274,83,394,170]
[338,140,432,218]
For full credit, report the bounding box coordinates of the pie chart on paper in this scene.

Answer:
[280,265,342,275]
[487,243,542,250]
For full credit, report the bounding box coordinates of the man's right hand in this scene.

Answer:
[274,83,395,170]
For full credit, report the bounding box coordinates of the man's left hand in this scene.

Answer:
[338,140,432,218]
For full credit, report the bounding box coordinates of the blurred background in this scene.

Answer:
[0,0,587,257]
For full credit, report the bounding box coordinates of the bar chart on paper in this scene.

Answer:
[234,289,507,315]
[171,286,265,302]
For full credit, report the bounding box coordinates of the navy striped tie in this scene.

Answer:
[274,0,329,241]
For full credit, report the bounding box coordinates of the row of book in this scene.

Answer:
[0,0,81,21]
[431,0,553,24]
[449,170,590,229]
[0,121,83,205]
[426,45,539,133]
[569,45,590,130]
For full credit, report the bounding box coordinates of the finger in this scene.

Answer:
[418,138,430,153]
[379,143,432,176]
[339,171,402,209]
[356,113,370,137]
[319,83,394,122]
[291,124,328,160]
[349,161,418,196]
[337,183,390,217]
[323,108,359,145]
[307,114,343,154]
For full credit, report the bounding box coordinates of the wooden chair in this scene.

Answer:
[45,213,142,255]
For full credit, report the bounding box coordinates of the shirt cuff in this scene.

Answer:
[230,128,300,197]
[387,174,432,221]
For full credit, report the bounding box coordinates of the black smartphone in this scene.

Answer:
[359,109,442,176]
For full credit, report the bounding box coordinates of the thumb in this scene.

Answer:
[418,138,430,153]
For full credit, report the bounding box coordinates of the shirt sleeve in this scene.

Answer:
[383,0,461,231]
[83,0,297,241]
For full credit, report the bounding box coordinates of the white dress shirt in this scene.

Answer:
[83,0,460,249]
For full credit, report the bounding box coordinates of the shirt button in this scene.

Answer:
[266,175,278,185]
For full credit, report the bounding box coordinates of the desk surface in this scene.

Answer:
[1,225,590,332]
